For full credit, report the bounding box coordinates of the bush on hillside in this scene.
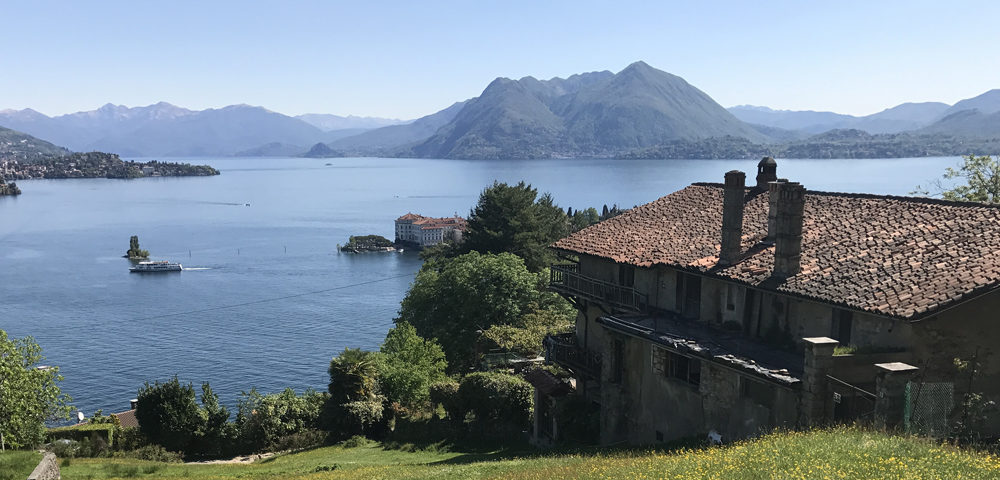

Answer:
[458,372,532,433]
[428,380,462,421]
[235,387,327,452]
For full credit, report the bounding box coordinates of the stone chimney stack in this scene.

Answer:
[756,157,777,189]
[766,179,786,242]
[720,170,746,265]
[772,181,806,278]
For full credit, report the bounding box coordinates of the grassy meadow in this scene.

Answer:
[0,450,42,480]
[55,428,1000,480]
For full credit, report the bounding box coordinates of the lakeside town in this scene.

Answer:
[0,152,218,181]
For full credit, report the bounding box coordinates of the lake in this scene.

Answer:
[0,156,960,416]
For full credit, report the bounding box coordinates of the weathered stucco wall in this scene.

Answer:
[909,288,1000,434]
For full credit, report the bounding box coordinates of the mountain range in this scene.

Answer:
[0,103,409,157]
[1,64,998,159]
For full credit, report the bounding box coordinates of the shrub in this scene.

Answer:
[458,372,532,432]
[339,435,372,448]
[269,428,327,452]
[135,377,203,453]
[340,398,386,436]
[236,387,327,452]
[115,427,147,451]
[115,444,184,463]
[428,380,461,420]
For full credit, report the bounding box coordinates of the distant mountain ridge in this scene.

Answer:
[410,62,764,159]
[296,113,408,131]
[728,102,951,134]
[0,103,380,157]
[3,64,999,160]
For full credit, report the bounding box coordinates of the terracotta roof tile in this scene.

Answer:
[112,409,138,429]
[552,183,1000,321]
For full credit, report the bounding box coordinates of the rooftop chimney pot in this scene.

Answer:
[756,157,778,189]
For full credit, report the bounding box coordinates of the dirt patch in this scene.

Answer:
[187,452,275,464]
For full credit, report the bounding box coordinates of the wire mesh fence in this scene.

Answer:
[905,381,954,438]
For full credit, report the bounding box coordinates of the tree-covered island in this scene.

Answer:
[0,176,20,196]
[340,234,395,252]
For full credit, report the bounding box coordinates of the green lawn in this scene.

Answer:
[0,450,42,480]
[60,428,1000,480]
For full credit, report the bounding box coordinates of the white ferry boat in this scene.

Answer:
[129,261,183,273]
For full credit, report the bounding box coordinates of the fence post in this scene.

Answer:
[873,362,919,430]
[801,337,838,427]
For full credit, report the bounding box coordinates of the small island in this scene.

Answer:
[0,177,20,196]
[125,235,150,259]
[340,235,397,253]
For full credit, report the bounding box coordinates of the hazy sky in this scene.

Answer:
[2,1,998,119]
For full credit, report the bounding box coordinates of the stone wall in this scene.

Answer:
[27,452,60,480]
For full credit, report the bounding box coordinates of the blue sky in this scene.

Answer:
[2,1,997,119]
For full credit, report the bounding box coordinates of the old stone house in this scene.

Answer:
[533,158,1000,445]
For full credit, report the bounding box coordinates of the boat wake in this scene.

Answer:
[183,267,212,271]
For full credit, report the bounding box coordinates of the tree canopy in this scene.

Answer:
[914,154,1000,203]
[0,330,72,450]
[460,181,569,272]
[397,251,573,371]
[376,322,448,408]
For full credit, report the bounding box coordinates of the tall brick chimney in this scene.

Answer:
[720,170,746,265]
[756,156,777,189]
[772,181,806,278]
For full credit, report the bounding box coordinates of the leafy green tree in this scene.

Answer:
[570,207,601,232]
[0,330,72,450]
[135,377,204,454]
[126,235,149,259]
[324,348,385,437]
[482,299,575,356]
[376,323,448,408]
[914,154,1000,203]
[193,383,235,457]
[398,252,572,371]
[461,181,569,272]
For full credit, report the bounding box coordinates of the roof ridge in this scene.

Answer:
[689,182,1000,209]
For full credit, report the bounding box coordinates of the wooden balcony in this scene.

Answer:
[549,264,648,312]
[544,332,602,379]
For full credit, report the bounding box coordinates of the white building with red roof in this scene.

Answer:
[395,213,466,247]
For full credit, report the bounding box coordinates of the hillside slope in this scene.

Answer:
[59,428,1000,480]
[0,125,71,161]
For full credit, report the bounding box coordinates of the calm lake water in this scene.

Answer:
[0,156,960,417]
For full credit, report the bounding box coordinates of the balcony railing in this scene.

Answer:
[550,264,648,312]
[544,332,602,379]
